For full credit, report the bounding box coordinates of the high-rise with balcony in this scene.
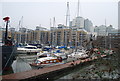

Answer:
[84,19,94,33]
[69,16,84,29]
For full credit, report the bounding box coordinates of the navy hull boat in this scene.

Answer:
[0,17,17,75]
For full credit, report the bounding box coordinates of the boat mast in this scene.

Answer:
[19,16,23,44]
[105,19,107,49]
[50,18,52,28]
[77,0,83,48]
[53,17,56,46]
[77,0,80,17]
[53,17,56,27]
[3,17,10,45]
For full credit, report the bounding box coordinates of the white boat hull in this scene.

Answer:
[17,48,41,54]
[67,51,88,61]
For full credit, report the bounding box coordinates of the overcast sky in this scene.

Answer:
[0,0,119,30]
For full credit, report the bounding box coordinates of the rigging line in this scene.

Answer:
[2,45,16,73]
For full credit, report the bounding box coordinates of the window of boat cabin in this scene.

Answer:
[46,61,49,63]
[54,60,56,62]
[50,61,53,63]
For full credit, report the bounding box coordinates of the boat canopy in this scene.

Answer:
[37,57,56,62]
[58,46,67,49]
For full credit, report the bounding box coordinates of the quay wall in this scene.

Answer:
[2,54,112,80]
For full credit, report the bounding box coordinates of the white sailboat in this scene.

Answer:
[67,0,89,61]
[67,48,88,61]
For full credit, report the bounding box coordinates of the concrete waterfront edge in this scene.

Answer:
[2,53,113,80]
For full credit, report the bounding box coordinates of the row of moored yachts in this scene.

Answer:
[17,45,89,68]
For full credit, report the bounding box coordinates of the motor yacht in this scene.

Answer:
[17,45,41,54]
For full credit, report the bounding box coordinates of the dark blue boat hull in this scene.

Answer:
[1,46,17,74]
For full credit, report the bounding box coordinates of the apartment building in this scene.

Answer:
[93,31,120,49]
